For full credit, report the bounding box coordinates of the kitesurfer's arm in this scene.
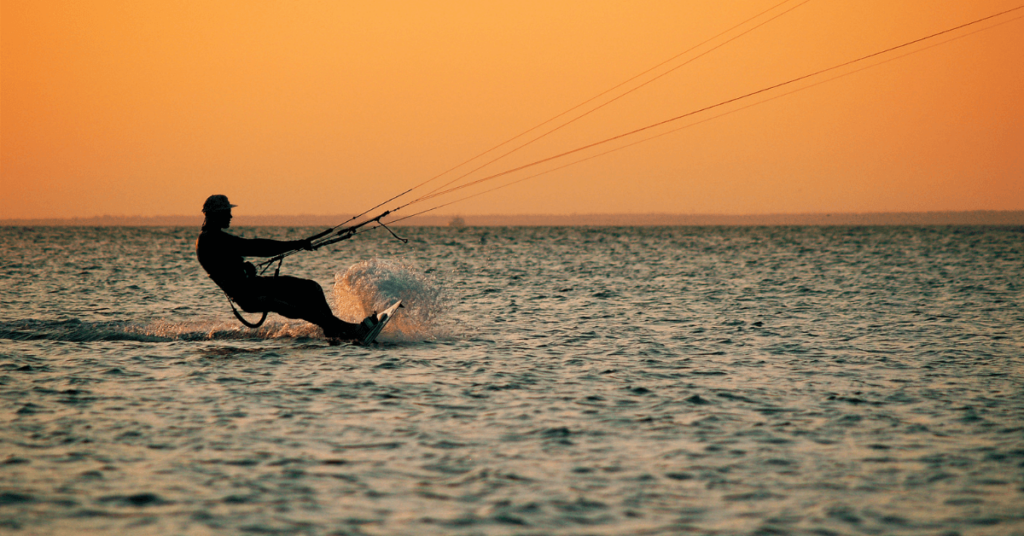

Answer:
[224,233,311,257]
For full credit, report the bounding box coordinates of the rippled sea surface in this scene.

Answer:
[1,225,1023,535]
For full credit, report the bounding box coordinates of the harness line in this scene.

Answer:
[386,12,1024,227]
[404,0,813,209]
[231,3,1023,294]
[391,0,803,209]
[389,4,1024,214]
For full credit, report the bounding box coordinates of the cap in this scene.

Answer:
[202,194,237,213]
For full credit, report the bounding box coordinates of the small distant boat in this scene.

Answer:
[448,216,466,228]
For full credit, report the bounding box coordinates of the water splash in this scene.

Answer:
[141,319,319,341]
[0,318,318,342]
[332,258,452,342]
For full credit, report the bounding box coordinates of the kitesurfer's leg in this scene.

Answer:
[252,276,362,338]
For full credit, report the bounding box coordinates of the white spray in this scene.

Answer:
[332,258,452,342]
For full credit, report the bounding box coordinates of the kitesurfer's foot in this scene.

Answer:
[355,313,379,341]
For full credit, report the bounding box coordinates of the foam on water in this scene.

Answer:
[0,318,320,342]
[0,257,451,344]
[332,257,453,342]
[142,318,321,341]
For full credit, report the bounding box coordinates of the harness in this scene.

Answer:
[224,258,281,329]
[229,298,268,328]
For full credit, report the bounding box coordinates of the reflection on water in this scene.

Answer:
[1,226,1022,535]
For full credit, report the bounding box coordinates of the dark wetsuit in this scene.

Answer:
[196,227,356,337]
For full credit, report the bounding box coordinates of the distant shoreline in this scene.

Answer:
[2,211,1022,227]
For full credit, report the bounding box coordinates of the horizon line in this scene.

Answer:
[2,210,1023,227]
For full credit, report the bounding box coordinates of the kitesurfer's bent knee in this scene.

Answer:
[246,276,360,338]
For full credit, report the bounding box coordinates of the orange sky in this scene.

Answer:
[3,0,1022,219]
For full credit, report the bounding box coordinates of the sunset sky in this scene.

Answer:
[3,0,1022,219]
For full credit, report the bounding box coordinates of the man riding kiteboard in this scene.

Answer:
[196,194,379,341]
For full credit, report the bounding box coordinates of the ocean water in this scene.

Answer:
[1,225,1022,535]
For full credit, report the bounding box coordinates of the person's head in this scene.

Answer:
[202,194,236,229]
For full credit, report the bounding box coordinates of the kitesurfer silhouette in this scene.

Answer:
[196,194,377,340]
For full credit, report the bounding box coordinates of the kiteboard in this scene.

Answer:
[358,300,402,345]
